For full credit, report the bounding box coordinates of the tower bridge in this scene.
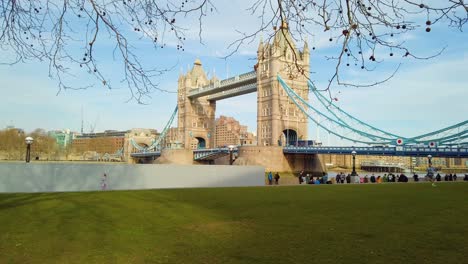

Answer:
[128,22,468,172]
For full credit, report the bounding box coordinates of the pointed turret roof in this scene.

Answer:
[273,21,297,52]
[186,59,207,87]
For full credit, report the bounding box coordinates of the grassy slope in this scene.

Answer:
[0,183,467,264]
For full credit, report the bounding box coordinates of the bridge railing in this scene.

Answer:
[283,145,468,157]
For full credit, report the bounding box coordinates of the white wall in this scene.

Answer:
[0,163,265,193]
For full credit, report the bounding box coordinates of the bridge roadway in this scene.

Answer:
[130,148,238,161]
[130,146,468,161]
[187,71,257,100]
[130,151,161,158]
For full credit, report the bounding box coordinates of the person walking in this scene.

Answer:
[426,163,437,187]
[274,172,280,185]
[101,173,108,190]
[267,171,273,185]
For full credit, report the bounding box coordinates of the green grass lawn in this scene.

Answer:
[1,183,467,264]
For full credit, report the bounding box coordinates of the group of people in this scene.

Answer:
[298,171,331,185]
[334,172,351,184]
[267,172,281,185]
[358,173,409,183]
[432,173,464,182]
[267,170,468,186]
[424,163,468,187]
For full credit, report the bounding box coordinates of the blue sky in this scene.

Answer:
[1,0,467,145]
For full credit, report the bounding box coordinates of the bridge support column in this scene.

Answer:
[155,149,200,165]
[234,146,326,175]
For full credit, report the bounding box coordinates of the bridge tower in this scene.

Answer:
[256,21,310,146]
[177,59,216,149]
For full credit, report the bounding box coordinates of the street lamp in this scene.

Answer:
[228,145,235,165]
[351,150,357,176]
[427,154,432,166]
[25,136,34,163]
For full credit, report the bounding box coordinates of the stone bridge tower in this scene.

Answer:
[256,22,310,146]
[177,59,216,149]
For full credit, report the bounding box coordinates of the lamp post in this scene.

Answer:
[427,154,432,166]
[351,150,357,176]
[427,155,434,180]
[228,145,235,165]
[25,136,34,163]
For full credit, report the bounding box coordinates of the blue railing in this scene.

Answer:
[283,146,468,157]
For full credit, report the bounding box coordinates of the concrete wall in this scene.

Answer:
[0,163,264,193]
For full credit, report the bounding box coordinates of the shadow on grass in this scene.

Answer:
[0,192,86,211]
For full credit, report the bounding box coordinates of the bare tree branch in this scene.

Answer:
[225,0,467,98]
[0,0,214,103]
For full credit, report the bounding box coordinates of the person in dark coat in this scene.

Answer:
[453,174,457,181]
[399,174,408,182]
[274,172,280,185]
[413,174,419,182]
[335,173,341,184]
[370,174,376,183]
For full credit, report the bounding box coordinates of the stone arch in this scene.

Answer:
[195,137,206,149]
[281,129,297,146]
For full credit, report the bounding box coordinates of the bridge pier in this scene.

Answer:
[234,146,326,175]
[154,148,200,165]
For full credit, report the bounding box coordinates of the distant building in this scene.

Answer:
[72,130,129,154]
[214,116,255,147]
[48,129,75,148]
